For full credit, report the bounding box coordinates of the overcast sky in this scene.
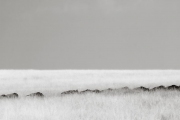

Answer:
[0,0,180,69]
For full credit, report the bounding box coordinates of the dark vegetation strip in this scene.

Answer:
[1,85,180,99]
[61,85,180,95]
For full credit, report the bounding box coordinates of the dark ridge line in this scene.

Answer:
[0,92,44,99]
[0,93,18,99]
[1,85,180,98]
[60,85,180,95]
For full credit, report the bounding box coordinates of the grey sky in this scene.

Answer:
[0,0,180,69]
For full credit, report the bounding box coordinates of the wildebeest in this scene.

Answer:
[61,90,78,95]
[100,88,113,93]
[79,89,102,94]
[107,88,113,91]
[0,94,7,99]
[121,87,130,90]
[150,85,166,91]
[92,89,101,93]
[134,86,149,91]
[80,89,92,94]
[167,85,180,90]
[26,92,44,98]
[1,94,6,97]
[5,93,18,98]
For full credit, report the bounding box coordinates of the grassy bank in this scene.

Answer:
[0,91,180,120]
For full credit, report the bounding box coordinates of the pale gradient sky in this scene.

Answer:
[0,0,180,69]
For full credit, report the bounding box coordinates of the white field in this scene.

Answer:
[1,70,180,96]
[0,70,180,120]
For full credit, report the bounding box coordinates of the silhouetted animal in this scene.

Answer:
[80,89,101,94]
[61,90,78,95]
[101,88,113,93]
[121,87,130,90]
[151,85,166,91]
[92,89,101,93]
[80,89,102,94]
[0,94,6,99]
[167,85,180,90]
[6,93,18,98]
[27,92,44,98]
[80,89,92,94]
[134,86,149,91]
[107,88,113,91]
[1,94,6,97]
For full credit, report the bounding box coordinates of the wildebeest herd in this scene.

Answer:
[1,85,180,99]
[0,92,44,99]
[61,85,180,95]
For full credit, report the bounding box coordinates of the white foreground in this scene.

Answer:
[0,91,180,120]
[0,70,180,120]
[0,70,180,96]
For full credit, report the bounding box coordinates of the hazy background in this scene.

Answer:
[1,70,180,96]
[0,0,180,69]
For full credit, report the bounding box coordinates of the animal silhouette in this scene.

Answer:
[26,92,44,98]
[61,90,78,95]
[167,85,180,90]
[134,86,149,91]
[121,87,130,90]
[0,94,7,99]
[151,85,166,91]
[5,93,18,98]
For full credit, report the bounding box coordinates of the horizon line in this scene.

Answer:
[0,69,180,71]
